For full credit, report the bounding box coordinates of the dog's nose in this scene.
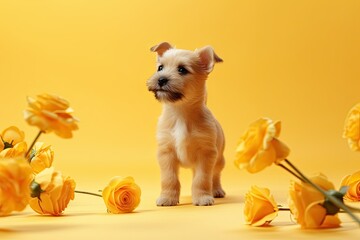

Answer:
[158,77,169,87]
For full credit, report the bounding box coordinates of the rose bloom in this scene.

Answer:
[234,118,290,173]
[24,93,79,138]
[102,176,141,213]
[29,167,76,216]
[244,185,278,226]
[0,126,26,154]
[0,157,33,216]
[0,126,27,158]
[0,141,27,158]
[340,170,360,201]
[29,142,54,174]
[289,173,341,229]
[0,126,25,149]
[343,103,360,151]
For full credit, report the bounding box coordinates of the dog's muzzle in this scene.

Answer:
[158,77,169,87]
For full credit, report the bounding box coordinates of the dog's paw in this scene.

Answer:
[213,187,226,198]
[156,196,179,206]
[193,195,214,206]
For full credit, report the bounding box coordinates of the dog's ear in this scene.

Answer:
[150,42,173,57]
[196,46,223,73]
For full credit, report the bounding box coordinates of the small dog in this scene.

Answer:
[147,42,225,206]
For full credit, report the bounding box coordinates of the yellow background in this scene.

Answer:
[1,0,360,239]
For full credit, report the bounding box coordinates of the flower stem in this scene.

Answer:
[75,190,102,198]
[277,163,305,182]
[275,205,360,214]
[283,159,360,226]
[278,207,291,211]
[25,130,44,160]
[340,208,360,213]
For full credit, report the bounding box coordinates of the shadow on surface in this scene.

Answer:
[178,194,242,206]
[0,223,78,235]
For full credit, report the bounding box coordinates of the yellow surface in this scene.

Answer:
[1,0,360,239]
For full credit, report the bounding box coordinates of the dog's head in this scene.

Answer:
[147,42,223,104]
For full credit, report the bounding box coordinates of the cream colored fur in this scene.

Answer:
[147,42,225,206]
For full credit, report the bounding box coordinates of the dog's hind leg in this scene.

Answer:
[192,149,216,206]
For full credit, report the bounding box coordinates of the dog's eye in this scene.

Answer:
[178,66,189,75]
[157,65,164,71]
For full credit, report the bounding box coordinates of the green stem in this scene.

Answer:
[277,206,360,213]
[284,159,360,226]
[340,208,360,213]
[25,130,44,160]
[277,163,305,182]
[75,190,102,198]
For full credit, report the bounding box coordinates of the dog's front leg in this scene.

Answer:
[157,147,180,206]
[192,150,217,206]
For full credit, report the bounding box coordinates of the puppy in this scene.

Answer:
[147,42,225,206]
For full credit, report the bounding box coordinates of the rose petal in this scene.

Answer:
[303,201,326,228]
[272,138,290,163]
[1,126,25,145]
[247,146,276,173]
[251,211,278,227]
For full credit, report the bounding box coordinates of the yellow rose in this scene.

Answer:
[0,157,32,216]
[29,142,54,174]
[23,93,79,138]
[0,126,27,158]
[0,141,27,158]
[1,126,25,149]
[289,173,341,229]
[343,103,360,151]
[29,167,76,215]
[235,118,290,173]
[102,176,141,213]
[244,185,278,226]
[340,170,360,201]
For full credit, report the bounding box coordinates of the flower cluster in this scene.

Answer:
[0,93,141,217]
[236,103,360,229]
